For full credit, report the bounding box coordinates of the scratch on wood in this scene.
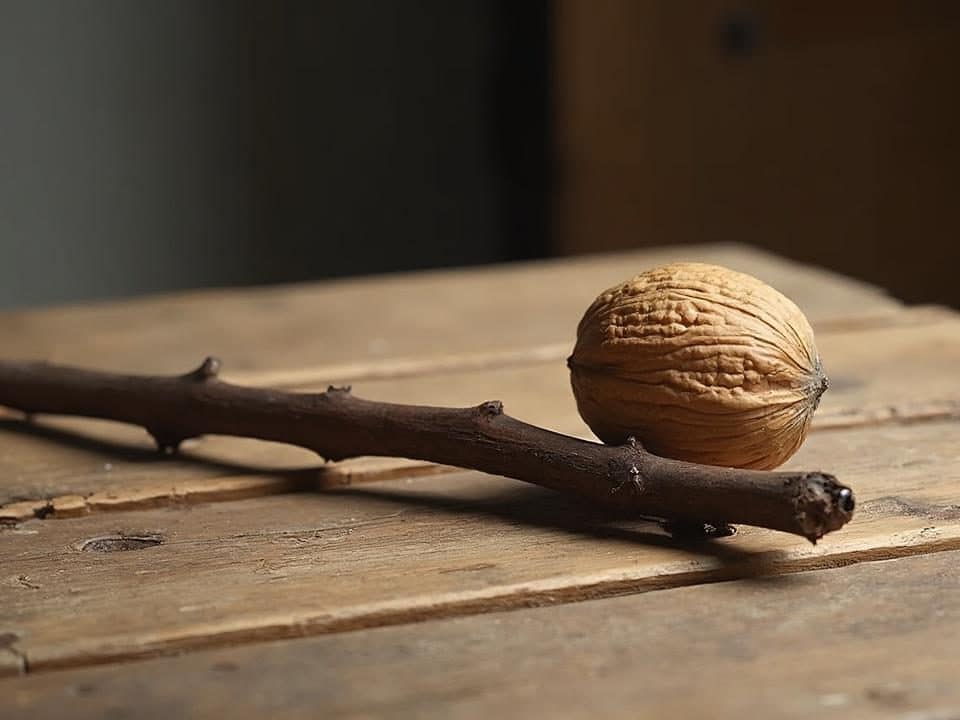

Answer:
[861,496,960,521]
[438,563,497,574]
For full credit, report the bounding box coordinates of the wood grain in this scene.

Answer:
[6,550,960,718]
[223,303,951,391]
[2,308,957,519]
[0,419,957,674]
[0,244,898,377]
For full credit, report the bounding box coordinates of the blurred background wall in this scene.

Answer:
[554,0,960,308]
[1,0,957,309]
[0,0,547,308]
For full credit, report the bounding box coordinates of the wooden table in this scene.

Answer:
[2,244,958,718]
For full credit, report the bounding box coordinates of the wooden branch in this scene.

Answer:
[0,357,855,541]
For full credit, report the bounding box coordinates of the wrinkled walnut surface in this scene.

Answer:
[570,263,827,469]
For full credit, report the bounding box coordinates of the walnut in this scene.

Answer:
[569,262,827,469]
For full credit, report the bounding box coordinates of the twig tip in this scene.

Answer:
[477,400,504,418]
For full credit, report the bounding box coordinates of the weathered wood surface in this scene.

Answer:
[0,244,956,716]
[0,244,899,378]
[6,550,960,719]
[1,419,957,674]
[2,307,957,518]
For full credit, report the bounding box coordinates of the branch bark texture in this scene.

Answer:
[0,358,855,541]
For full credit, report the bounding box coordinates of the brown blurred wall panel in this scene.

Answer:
[554,0,960,306]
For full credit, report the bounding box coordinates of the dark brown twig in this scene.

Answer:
[0,357,854,541]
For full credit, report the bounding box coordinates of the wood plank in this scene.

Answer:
[5,550,960,718]
[0,419,958,673]
[225,303,953,390]
[0,244,899,378]
[2,309,958,518]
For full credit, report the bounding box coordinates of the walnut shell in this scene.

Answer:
[569,262,827,470]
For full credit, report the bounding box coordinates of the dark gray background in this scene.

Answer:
[0,1,547,308]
